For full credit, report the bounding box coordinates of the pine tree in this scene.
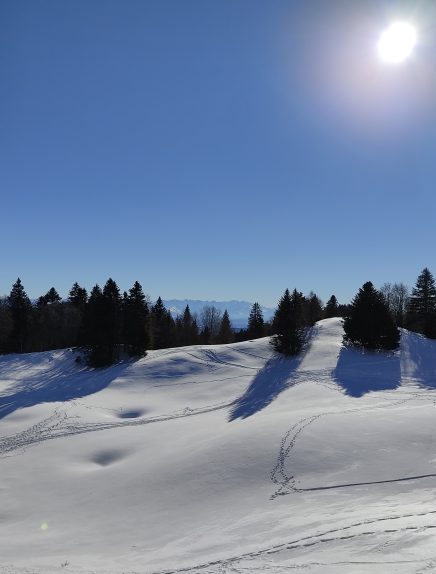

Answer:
[7,278,33,353]
[305,292,323,326]
[83,284,105,364]
[68,283,88,307]
[151,297,174,349]
[179,305,198,345]
[247,302,265,339]
[123,281,150,357]
[67,282,88,346]
[101,278,122,362]
[217,310,233,343]
[83,280,122,366]
[343,281,400,350]
[407,268,436,338]
[271,288,305,355]
[0,297,13,354]
[37,287,61,307]
[324,295,339,318]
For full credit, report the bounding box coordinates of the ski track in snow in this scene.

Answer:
[0,399,237,458]
[269,392,425,498]
[0,346,262,457]
[4,323,436,574]
[151,509,436,573]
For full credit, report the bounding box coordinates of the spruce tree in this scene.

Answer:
[180,305,198,345]
[67,282,88,346]
[123,281,150,357]
[407,268,436,338]
[324,295,339,318]
[101,278,122,362]
[271,288,305,356]
[151,297,174,349]
[83,280,122,366]
[217,310,233,344]
[0,297,13,354]
[343,281,400,350]
[7,278,33,353]
[68,283,88,307]
[247,302,265,339]
[305,292,323,326]
[83,284,105,365]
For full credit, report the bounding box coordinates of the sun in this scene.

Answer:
[377,22,417,64]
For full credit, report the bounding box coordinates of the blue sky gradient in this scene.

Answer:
[2,0,436,306]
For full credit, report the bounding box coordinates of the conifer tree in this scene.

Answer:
[217,310,233,343]
[68,283,88,307]
[7,278,32,353]
[0,297,13,354]
[37,287,61,307]
[101,278,122,362]
[83,284,105,364]
[324,295,339,318]
[271,288,305,355]
[67,282,88,346]
[123,281,150,356]
[151,297,174,349]
[83,280,122,366]
[305,292,323,326]
[343,281,400,350]
[180,305,198,345]
[247,302,265,339]
[407,268,436,338]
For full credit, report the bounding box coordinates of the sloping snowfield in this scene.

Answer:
[2,318,436,573]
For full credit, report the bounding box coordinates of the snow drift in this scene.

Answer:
[2,318,436,573]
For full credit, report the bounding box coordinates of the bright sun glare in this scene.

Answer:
[377,22,417,64]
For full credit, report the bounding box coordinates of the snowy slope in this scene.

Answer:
[2,319,436,573]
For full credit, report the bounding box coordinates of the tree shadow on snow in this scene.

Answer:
[0,354,134,420]
[229,354,301,421]
[334,345,401,398]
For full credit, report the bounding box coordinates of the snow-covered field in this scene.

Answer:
[2,318,436,573]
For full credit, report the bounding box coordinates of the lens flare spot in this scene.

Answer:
[40,522,49,531]
[377,22,417,64]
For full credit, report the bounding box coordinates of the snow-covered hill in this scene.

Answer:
[2,319,436,573]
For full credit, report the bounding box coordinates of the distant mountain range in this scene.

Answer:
[163,299,275,329]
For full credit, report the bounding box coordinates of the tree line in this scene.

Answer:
[0,267,434,364]
[0,278,251,366]
[271,267,436,355]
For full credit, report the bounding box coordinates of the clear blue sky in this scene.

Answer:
[2,0,436,307]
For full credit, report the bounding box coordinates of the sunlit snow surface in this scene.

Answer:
[2,318,436,573]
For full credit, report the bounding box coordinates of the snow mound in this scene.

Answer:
[2,318,436,573]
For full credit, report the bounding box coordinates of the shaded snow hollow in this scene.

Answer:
[2,318,436,573]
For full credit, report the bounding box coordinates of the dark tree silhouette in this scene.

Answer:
[123,281,150,357]
[407,268,436,338]
[247,302,265,339]
[179,305,198,346]
[83,280,122,366]
[271,288,305,356]
[7,278,32,353]
[217,309,233,344]
[68,283,88,307]
[343,281,400,350]
[151,297,174,349]
[305,292,323,326]
[324,295,339,318]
